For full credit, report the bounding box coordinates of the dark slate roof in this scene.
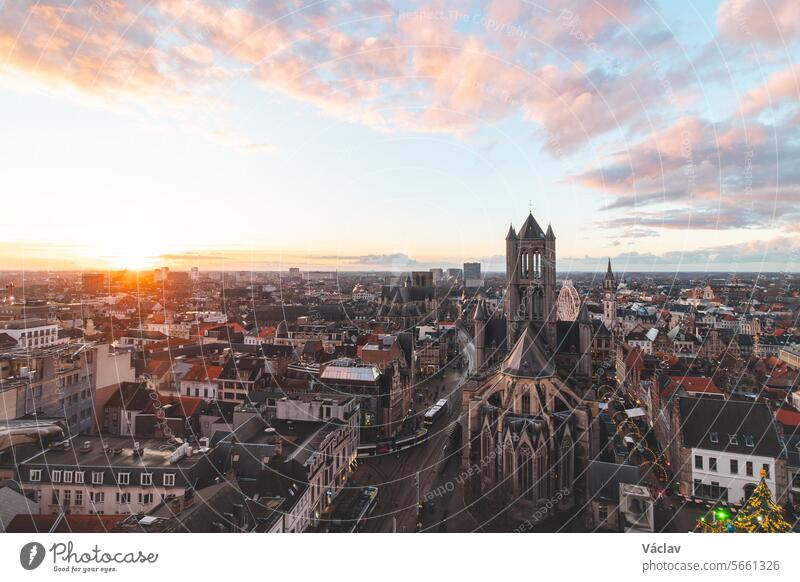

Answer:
[252,305,347,323]
[380,285,435,303]
[501,325,555,378]
[556,321,581,354]
[395,332,414,365]
[518,212,546,240]
[485,317,507,350]
[587,460,642,502]
[219,357,263,381]
[0,333,17,349]
[678,397,783,458]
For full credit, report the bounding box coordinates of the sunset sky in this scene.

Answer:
[0,0,798,274]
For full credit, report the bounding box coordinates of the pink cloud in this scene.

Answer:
[738,63,800,116]
[717,0,800,46]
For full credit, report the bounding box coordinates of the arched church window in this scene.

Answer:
[518,445,534,500]
[536,448,548,500]
[519,287,529,317]
[482,429,493,480]
[559,437,573,491]
[533,288,543,319]
[504,444,514,483]
[532,250,541,278]
[521,392,531,415]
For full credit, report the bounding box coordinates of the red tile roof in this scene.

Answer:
[665,375,723,398]
[776,405,800,428]
[155,394,205,417]
[181,363,224,383]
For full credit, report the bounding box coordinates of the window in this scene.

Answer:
[63,471,73,484]
[521,393,531,415]
[116,492,131,504]
[139,493,153,504]
[709,457,717,472]
[163,473,175,487]
[30,469,42,482]
[75,471,84,484]
[51,490,60,505]
[746,461,753,476]
[709,432,719,443]
[140,473,153,486]
[92,471,104,485]
[730,459,738,474]
[598,505,608,521]
[63,490,71,506]
[744,435,754,447]
[694,455,703,469]
[51,470,62,483]
[762,464,770,478]
[90,492,104,503]
[729,434,738,445]
[117,472,130,485]
[75,490,83,506]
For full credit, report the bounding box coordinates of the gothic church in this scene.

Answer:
[463,211,599,524]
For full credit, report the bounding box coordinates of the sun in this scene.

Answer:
[111,254,153,271]
[100,242,161,272]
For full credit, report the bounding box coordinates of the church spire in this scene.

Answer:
[506,223,517,240]
[546,222,554,239]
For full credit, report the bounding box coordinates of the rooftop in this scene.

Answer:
[21,435,203,469]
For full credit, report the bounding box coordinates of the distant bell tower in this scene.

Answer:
[505,211,557,349]
[603,258,617,326]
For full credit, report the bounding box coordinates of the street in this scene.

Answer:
[352,365,466,532]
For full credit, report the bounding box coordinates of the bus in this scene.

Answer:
[423,405,444,427]
[435,398,449,413]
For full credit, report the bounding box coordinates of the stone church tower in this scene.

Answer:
[602,258,616,327]
[505,212,557,350]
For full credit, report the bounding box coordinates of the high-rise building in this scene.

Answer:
[446,268,462,280]
[154,267,169,284]
[463,262,482,288]
[289,267,301,278]
[190,266,199,282]
[429,268,443,282]
[81,272,105,295]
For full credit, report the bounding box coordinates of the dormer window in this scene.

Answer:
[709,432,719,443]
[729,434,738,445]
[744,435,754,447]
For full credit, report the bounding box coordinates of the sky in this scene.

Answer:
[0,0,799,275]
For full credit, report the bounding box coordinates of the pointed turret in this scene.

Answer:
[546,222,555,239]
[506,223,517,240]
[518,211,546,239]
[578,301,591,323]
[606,258,613,277]
[473,298,488,321]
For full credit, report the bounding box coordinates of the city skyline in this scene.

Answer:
[1,0,799,273]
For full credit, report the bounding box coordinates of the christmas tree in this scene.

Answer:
[696,469,792,533]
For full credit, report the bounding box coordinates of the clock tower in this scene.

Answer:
[602,258,617,326]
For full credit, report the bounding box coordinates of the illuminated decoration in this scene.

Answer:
[696,469,792,533]
[556,279,581,321]
[599,386,670,487]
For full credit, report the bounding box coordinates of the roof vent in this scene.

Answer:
[79,441,92,453]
